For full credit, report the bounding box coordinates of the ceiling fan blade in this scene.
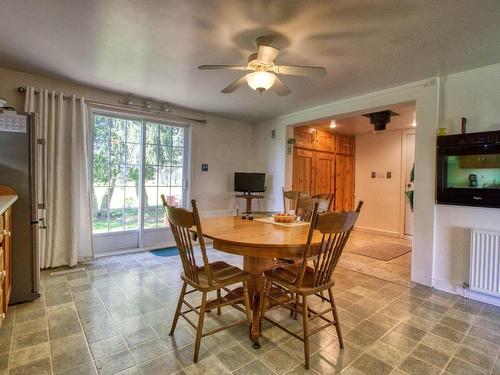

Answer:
[272,65,327,77]
[198,65,248,71]
[272,76,291,96]
[221,75,248,93]
[257,45,280,65]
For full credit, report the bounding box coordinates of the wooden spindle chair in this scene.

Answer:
[162,196,252,363]
[282,187,310,213]
[295,196,332,222]
[260,201,363,369]
[311,192,334,212]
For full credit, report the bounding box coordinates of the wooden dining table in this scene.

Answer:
[199,215,323,348]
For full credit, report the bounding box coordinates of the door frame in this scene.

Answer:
[400,130,416,238]
[88,105,191,255]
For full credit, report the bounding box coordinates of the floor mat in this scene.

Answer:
[348,242,411,261]
[150,247,179,257]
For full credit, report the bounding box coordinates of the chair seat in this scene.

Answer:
[197,261,233,273]
[186,262,249,290]
[264,264,334,291]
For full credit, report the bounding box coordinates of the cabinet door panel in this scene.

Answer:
[315,130,334,152]
[314,152,333,195]
[294,127,315,149]
[336,135,355,155]
[293,149,314,194]
[335,155,355,211]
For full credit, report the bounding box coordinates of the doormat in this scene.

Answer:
[349,243,411,261]
[150,247,179,257]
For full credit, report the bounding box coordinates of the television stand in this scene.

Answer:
[236,194,264,218]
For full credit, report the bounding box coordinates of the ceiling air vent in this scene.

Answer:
[363,110,399,131]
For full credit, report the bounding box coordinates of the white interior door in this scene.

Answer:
[90,111,188,255]
[404,132,416,236]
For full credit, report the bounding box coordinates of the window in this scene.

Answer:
[91,113,187,234]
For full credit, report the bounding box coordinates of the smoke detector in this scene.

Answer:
[363,110,399,131]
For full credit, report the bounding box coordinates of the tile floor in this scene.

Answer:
[0,247,499,375]
[342,231,412,287]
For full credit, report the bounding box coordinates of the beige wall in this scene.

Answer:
[0,67,252,211]
[355,130,413,236]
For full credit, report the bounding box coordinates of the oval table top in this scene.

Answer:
[200,216,322,258]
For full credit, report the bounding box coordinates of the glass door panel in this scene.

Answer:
[92,113,188,253]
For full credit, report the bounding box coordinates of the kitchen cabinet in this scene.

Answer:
[336,135,355,155]
[0,187,16,328]
[314,152,334,196]
[294,127,316,149]
[292,148,314,194]
[335,155,355,211]
[292,127,355,211]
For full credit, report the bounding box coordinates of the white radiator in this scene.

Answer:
[470,229,500,297]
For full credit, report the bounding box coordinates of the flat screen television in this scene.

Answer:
[234,172,266,193]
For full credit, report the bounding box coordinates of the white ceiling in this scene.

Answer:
[308,102,416,135]
[1,0,499,123]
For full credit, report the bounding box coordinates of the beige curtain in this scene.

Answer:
[24,86,93,268]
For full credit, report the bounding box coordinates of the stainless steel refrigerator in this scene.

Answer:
[0,110,42,304]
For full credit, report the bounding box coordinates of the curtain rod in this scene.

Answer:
[17,86,207,124]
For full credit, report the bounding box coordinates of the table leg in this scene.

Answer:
[243,256,274,348]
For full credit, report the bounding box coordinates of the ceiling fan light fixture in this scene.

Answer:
[246,71,276,93]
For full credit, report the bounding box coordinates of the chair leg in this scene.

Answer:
[169,281,187,336]
[193,291,207,363]
[216,289,222,315]
[243,281,252,325]
[293,295,300,320]
[328,288,344,349]
[260,280,270,322]
[302,295,310,369]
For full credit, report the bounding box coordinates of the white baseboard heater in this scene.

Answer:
[470,228,500,297]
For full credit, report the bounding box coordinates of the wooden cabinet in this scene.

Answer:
[293,127,335,152]
[314,152,334,195]
[335,155,355,211]
[292,126,355,211]
[0,188,16,328]
[335,135,355,155]
[294,127,316,149]
[292,148,315,193]
[315,130,335,152]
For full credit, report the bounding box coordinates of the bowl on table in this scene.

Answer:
[273,213,297,223]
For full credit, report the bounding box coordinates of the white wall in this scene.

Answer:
[433,63,500,304]
[355,130,409,236]
[0,67,251,256]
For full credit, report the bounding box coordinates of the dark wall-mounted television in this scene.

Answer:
[234,172,266,193]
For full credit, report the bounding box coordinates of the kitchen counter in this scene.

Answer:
[0,195,18,215]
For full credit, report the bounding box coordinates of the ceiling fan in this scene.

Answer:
[199,36,327,96]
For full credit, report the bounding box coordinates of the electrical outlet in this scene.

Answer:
[201,163,208,172]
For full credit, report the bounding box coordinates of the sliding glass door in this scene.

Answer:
[91,112,188,254]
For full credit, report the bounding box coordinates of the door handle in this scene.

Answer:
[472,196,483,200]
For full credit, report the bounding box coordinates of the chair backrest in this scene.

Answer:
[297,201,363,288]
[282,187,310,213]
[161,196,214,286]
[296,197,330,222]
[311,193,334,211]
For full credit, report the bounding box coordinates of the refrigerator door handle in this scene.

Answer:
[37,138,47,209]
